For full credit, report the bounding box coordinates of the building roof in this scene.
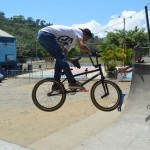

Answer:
[0,29,14,38]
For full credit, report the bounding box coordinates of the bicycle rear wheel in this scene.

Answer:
[32,78,66,112]
[91,80,122,111]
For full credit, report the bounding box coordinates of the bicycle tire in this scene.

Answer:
[91,80,122,111]
[32,78,66,112]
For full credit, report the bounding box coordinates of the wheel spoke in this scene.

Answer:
[32,79,66,111]
[91,80,121,111]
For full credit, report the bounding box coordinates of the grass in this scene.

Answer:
[79,57,91,63]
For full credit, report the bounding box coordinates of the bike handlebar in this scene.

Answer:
[87,51,102,68]
[91,51,102,58]
[71,50,102,69]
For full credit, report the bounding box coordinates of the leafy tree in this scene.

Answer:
[0,12,148,66]
[100,27,147,67]
[125,26,148,48]
[0,11,5,20]
[0,13,53,58]
[101,48,117,71]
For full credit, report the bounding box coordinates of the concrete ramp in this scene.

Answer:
[72,64,150,150]
[0,140,32,150]
[29,64,150,150]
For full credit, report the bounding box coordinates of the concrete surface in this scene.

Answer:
[0,77,121,150]
[29,110,120,150]
[1,63,150,150]
[71,63,150,150]
[0,140,32,150]
[29,63,150,150]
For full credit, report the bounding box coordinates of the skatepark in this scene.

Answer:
[0,62,150,150]
[71,63,150,150]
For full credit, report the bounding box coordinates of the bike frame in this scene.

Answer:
[60,54,109,95]
[61,66,103,86]
[32,53,121,112]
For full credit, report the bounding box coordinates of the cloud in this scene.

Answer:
[71,10,147,38]
[71,20,104,37]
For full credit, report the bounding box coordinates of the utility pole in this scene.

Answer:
[123,18,126,66]
[145,6,150,56]
[118,16,126,66]
[35,39,38,59]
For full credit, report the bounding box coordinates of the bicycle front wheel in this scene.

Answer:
[32,78,66,112]
[91,80,122,111]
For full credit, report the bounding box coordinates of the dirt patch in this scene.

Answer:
[0,78,130,147]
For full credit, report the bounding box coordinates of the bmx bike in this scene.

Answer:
[32,52,122,112]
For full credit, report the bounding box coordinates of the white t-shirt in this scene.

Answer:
[39,25,83,52]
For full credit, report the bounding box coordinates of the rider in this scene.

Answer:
[38,25,93,89]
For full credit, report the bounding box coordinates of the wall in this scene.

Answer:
[0,37,16,62]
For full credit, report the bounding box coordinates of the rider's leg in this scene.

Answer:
[54,59,62,81]
[38,31,82,88]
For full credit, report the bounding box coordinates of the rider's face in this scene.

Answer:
[83,35,90,42]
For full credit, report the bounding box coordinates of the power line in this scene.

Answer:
[94,8,145,35]
[146,2,150,6]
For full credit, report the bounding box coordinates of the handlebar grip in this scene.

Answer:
[92,51,101,57]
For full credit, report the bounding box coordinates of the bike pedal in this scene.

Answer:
[81,89,89,92]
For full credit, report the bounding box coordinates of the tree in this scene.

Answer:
[0,13,52,58]
[100,27,147,66]
[10,15,25,24]
[101,48,117,71]
[40,20,46,27]
[0,11,5,20]
[125,27,148,48]
[35,19,40,26]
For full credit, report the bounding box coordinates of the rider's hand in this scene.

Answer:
[87,51,92,55]
[82,49,92,55]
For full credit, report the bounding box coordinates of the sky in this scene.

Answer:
[1,0,150,37]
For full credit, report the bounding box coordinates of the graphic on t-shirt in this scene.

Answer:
[58,36,73,44]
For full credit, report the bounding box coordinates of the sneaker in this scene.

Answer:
[51,84,62,91]
[69,82,84,89]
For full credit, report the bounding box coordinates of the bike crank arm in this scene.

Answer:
[101,93,109,98]
[47,91,64,96]
[101,81,109,98]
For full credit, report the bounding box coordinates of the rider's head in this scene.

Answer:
[80,28,93,42]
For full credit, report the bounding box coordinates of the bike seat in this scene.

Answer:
[71,57,81,69]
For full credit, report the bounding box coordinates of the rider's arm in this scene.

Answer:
[77,37,92,55]
[63,47,73,63]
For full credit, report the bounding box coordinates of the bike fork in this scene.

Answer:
[101,80,109,98]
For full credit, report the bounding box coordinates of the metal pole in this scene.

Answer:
[123,18,126,66]
[145,6,150,55]
[35,40,38,58]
